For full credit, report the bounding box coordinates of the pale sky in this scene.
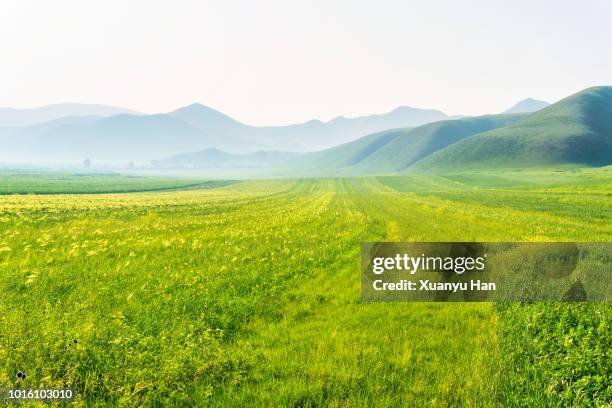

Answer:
[1,0,611,125]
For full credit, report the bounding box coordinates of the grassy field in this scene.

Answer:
[0,170,235,194]
[0,171,610,406]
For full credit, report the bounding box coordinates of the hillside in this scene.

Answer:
[414,86,612,172]
[271,113,526,176]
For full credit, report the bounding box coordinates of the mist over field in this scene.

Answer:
[4,87,610,180]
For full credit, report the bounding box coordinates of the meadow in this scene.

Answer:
[0,170,234,194]
[0,170,610,406]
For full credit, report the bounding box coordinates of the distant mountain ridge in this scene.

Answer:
[167,103,451,151]
[0,114,209,163]
[265,86,612,176]
[0,103,141,127]
[0,103,451,164]
[503,98,550,113]
[2,88,608,172]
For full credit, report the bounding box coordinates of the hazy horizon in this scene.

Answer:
[0,97,534,124]
[2,0,612,125]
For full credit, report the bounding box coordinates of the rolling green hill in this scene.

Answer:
[272,114,526,176]
[414,86,612,172]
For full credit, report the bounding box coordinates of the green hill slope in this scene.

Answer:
[349,114,524,174]
[272,114,526,176]
[413,86,612,172]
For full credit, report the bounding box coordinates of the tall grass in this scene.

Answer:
[0,173,609,406]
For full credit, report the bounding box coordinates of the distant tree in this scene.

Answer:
[83,158,91,168]
[128,161,135,169]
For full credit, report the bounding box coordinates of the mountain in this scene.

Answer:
[166,103,450,151]
[269,113,527,177]
[0,103,450,164]
[0,103,140,127]
[0,114,214,164]
[169,103,249,136]
[414,86,612,172]
[503,98,550,114]
[158,148,298,168]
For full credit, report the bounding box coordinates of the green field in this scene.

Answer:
[0,171,235,194]
[0,171,610,406]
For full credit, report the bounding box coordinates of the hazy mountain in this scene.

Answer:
[168,103,248,135]
[414,86,612,172]
[268,114,527,177]
[0,103,450,164]
[167,103,450,151]
[0,103,140,127]
[503,98,550,114]
[158,148,298,168]
[0,114,212,164]
[2,88,608,172]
